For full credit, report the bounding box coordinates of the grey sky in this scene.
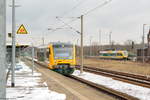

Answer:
[6,0,150,46]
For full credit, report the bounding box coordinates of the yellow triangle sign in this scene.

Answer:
[17,24,28,34]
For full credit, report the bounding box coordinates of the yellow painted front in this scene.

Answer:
[48,44,76,69]
[100,51,128,59]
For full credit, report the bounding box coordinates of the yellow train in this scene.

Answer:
[99,50,128,60]
[36,43,76,75]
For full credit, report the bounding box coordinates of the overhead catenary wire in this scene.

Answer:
[53,0,112,31]
[61,0,87,17]
[49,0,111,34]
[55,17,81,34]
[83,0,112,16]
[48,0,86,29]
[48,17,80,33]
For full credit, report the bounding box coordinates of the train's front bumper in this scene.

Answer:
[55,59,75,65]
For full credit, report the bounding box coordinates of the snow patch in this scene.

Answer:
[7,61,66,100]
[73,70,150,100]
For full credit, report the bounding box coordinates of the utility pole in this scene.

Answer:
[76,38,79,46]
[42,31,45,45]
[0,0,6,98]
[42,37,44,45]
[32,44,34,75]
[90,36,92,56]
[80,15,83,74]
[142,24,146,63]
[109,31,112,49]
[11,0,16,87]
[99,29,101,51]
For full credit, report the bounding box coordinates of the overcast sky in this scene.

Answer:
[6,0,150,46]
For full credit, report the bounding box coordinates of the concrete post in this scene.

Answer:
[80,15,83,74]
[0,0,6,98]
[32,44,35,75]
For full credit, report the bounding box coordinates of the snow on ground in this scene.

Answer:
[73,70,150,100]
[7,61,66,100]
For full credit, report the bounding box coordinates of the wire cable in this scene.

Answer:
[61,0,87,17]
[56,17,81,34]
[83,0,112,16]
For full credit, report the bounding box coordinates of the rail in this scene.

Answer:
[76,65,150,88]
[24,57,139,100]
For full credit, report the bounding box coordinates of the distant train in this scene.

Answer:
[36,43,76,75]
[99,50,128,60]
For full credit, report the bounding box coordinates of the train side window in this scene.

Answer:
[117,53,122,56]
[99,53,103,56]
[103,53,109,56]
[49,48,51,55]
[47,48,50,55]
[111,53,116,56]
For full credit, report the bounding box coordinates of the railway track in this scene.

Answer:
[24,57,139,100]
[69,75,139,100]
[76,65,150,88]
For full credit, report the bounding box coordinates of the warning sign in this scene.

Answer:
[17,24,28,34]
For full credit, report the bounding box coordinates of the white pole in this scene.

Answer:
[142,24,145,63]
[109,31,112,49]
[32,44,34,75]
[90,36,92,56]
[0,0,6,98]
[80,15,83,74]
[99,29,101,50]
[11,0,16,87]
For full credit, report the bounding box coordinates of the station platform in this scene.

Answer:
[6,61,66,100]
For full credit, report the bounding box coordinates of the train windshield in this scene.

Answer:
[53,46,73,59]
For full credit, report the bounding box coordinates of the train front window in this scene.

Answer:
[53,47,73,59]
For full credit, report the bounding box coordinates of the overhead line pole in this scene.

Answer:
[99,29,101,51]
[142,24,146,63]
[80,15,83,74]
[11,0,16,87]
[90,36,92,56]
[0,0,6,98]
[109,31,112,49]
[32,44,34,75]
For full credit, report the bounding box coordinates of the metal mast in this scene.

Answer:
[11,0,16,87]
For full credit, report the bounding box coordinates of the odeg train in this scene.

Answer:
[36,43,76,75]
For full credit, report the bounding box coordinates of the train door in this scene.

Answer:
[48,46,52,65]
[46,48,50,62]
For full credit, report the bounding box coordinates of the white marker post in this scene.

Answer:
[0,0,6,98]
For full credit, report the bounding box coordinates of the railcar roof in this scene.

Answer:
[99,50,128,53]
[50,42,73,46]
[36,45,48,49]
